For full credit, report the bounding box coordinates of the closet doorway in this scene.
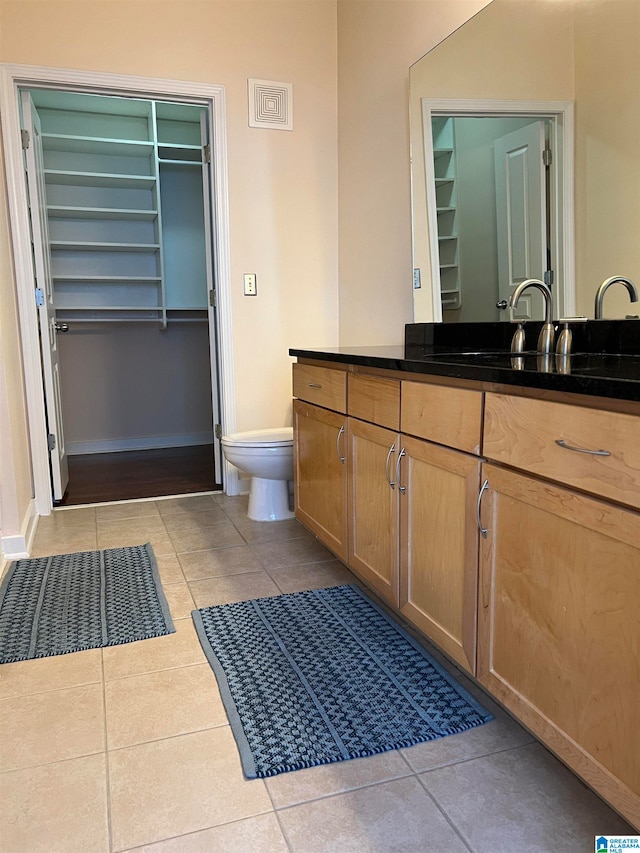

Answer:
[20,85,224,507]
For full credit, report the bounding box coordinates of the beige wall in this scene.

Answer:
[336,0,489,345]
[574,0,640,319]
[0,0,338,524]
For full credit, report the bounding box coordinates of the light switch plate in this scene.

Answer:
[243,273,257,296]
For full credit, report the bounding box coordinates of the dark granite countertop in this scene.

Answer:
[289,321,640,403]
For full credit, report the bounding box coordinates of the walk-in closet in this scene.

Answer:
[22,89,221,504]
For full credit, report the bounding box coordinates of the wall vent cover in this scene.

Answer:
[248,79,293,131]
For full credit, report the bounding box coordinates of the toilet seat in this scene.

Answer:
[221,427,293,448]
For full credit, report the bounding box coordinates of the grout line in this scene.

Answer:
[416,740,538,777]
[414,772,476,852]
[272,766,416,813]
[100,649,115,853]
[115,808,276,852]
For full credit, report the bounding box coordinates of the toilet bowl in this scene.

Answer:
[221,427,294,521]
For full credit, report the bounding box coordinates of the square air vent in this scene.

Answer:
[248,79,293,131]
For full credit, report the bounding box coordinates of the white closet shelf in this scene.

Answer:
[45,170,156,189]
[434,178,454,187]
[47,206,158,220]
[52,275,161,283]
[50,241,161,252]
[42,133,154,156]
[158,159,201,166]
[436,207,456,214]
[438,235,458,242]
[439,264,459,271]
[56,305,161,310]
[157,141,200,150]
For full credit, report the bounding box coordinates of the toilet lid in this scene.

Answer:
[221,427,293,447]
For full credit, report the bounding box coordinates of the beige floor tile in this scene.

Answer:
[168,525,245,554]
[0,682,105,771]
[266,750,412,808]
[102,618,205,681]
[278,775,469,852]
[234,518,311,544]
[213,493,249,516]
[37,507,97,531]
[105,663,227,749]
[96,516,168,537]
[266,560,357,594]
[178,545,263,581]
[189,571,280,608]
[30,531,99,557]
[0,753,109,853]
[156,495,220,516]
[0,648,103,700]
[97,528,175,555]
[420,742,634,850]
[155,553,185,585]
[108,727,272,850]
[96,501,161,522]
[401,711,534,772]
[162,508,230,534]
[163,581,196,620]
[251,537,334,570]
[121,813,289,852]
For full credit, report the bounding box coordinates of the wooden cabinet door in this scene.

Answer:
[399,435,481,673]
[293,399,348,560]
[347,418,400,606]
[478,463,640,828]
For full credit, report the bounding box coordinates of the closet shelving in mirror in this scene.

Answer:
[34,90,209,329]
[431,117,461,311]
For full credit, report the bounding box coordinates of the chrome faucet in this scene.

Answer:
[509,278,555,354]
[594,276,638,320]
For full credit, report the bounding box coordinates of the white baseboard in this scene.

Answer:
[1,498,38,560]
[67,432,214,456]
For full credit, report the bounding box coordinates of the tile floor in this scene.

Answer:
[0,493,634,852]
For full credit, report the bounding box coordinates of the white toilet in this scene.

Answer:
[221,427,295,521]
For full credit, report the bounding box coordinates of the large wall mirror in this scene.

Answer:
[410,0,640,324]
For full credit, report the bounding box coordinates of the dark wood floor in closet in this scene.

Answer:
[59,444,219,506]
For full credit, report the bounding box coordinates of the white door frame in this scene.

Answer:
[0,63,237,515]
[421,98,575,322]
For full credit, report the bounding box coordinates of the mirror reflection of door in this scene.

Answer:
[494,120,549,322]
[429,114,555,323]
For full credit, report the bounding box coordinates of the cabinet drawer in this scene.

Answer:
[293,363,347,413]
[401,381,482,454]
[348,374,400,430]
[484,393,640,509]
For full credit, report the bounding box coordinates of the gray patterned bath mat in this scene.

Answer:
[192,584,492,778]
[0,543,174,663]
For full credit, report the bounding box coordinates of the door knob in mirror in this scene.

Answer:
[54,322,69,333]
[496,300,508,310]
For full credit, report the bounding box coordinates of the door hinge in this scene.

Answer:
[21,129,30,150]
[542,147,552,167]
[544,269,555,287]
[35,287,44,307]
[203,143,211,163]
[47,433,56,452]
[214,424,222,440]
[209,289,216,307]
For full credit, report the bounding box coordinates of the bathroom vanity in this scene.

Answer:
[290,321,640,830]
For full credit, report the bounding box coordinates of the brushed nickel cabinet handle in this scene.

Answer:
[555,439,611,457]
[336,425,346,464]
[477,478,489,539]
[308,383,323,389]
[385,443,396,489]
[395,447,406,494]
